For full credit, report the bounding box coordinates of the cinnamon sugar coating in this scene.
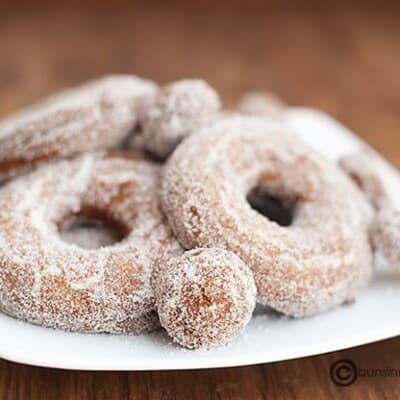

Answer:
[161,115,374,317]
[0,152,182,333]
[339,149,389,210]
[0,75,157,180]
[141,79,221,159]
[153,248,256,349]
[371,208,400,266]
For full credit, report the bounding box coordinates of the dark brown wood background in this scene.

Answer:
[0,2,399,399]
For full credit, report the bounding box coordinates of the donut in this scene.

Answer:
[371,208,400,266]
[161,115,374,317]
[153,248,256,349]
[0,151,182,333]
[140,79,221,159]
[237,91,285,117]
[0,75,157,180]
[339,148,390,210]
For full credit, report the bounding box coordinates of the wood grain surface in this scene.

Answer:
[0,2,399,399]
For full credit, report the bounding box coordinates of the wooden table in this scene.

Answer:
[0,2,399,398]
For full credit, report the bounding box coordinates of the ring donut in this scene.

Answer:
[339,146,400,211]
[0,75,157,180]
[371,208,400,267]
[0,151,181,333]
[161,115,373,317]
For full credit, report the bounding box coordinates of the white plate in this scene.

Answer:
[0,108,399,370]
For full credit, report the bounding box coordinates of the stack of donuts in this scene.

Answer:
[0,75,396,349]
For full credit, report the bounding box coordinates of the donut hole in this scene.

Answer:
[247,188,294,227]
[58,208,130,249]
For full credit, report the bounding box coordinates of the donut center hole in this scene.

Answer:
[247,188,294,227]
[58,210,129,249]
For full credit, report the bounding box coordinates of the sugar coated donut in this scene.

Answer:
[237,91,285,117]
[0,75,157,180]
[161,115,374,317]
[141,79,220,159]
[153,248,256,349]
[371,208,400,266]
[339,149,389,210]
[0,151,182,333]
